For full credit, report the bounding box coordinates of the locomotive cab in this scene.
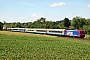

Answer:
[64,30,85,38]
[78,30,85,38]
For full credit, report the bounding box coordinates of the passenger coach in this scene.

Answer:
[7,28,25,32]
[26,28,65,36]
[47,29,65,36]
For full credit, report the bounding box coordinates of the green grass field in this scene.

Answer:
[85,34,90,38]
[0,31,90,60]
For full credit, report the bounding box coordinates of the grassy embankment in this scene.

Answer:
[85,34,90,38]
[0,31,90,60]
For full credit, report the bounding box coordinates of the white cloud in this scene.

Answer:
[20,17,27,20]
[10,18,13,20]
[31,14,43,21]
[67,13,73,20]
[87,10,90,12]
[68,2,70,4]
[32,14,37,17]
[20,2,41,8]
[68,13,73,16]
[50,2,66,7]
[87,4,90,8]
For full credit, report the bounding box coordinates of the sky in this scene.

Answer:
[0,0,90,23]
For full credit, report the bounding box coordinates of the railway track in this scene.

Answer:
[73,38,90,41]
[56,35,90,41]
[45,34,90,41]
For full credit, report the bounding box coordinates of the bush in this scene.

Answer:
[0,22,3,30]
[83,25,90,34]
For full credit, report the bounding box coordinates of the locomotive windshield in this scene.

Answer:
[80,31,85,34]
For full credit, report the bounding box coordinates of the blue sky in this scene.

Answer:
[0,0,90,23]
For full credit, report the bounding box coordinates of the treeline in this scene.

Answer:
[0,16,90,34]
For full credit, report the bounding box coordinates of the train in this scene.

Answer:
[7,28,85,38]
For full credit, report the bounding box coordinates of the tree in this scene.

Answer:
[45,21,54,29]
[21,23,28,28]
[0,22,3,30]
[57,22,65,29]
[86,18,90,25]
[27,22,33,28]
[71,16,86,29]
[83,25,90,34]
[83,18,90,34]
[8,23,15,28]
[63,17,71,28]
[40,17,46,23]
[15,22,21,28]
[33,17,47,28]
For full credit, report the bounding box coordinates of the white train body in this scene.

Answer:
[7,28,65,36]
[7,28,25,32]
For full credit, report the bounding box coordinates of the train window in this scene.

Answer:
[80,31,85,34]
[49,31,62,33]
[19,29,24,30]
[37,30,46,32]
[28,30,34,31]
[7,29,12,31]
[13,29,18,30]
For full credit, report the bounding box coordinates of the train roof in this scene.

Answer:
[7,28,65,31]
[7,28,25,29]
[47,29,65,31]
[65,30,84,31]
[29,28,65,30]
